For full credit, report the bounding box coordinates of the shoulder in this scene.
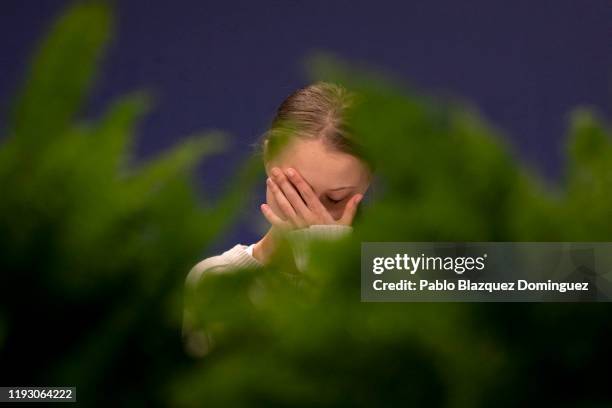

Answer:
[185,244,261,288]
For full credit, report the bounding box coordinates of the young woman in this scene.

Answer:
[183,82,374,356]
[186,81,374,284]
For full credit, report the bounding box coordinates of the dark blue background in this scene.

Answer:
[2,1,611,251]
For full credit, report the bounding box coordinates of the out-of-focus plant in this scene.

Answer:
[0,2,260,405]
[1,2,611,408]
[176,58,612,408]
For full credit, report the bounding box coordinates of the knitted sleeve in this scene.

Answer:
[286,224,353,271]
[183,244,262,357]
[185,244,262,288]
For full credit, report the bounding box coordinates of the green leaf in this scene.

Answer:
[11,2,112,150]
[127,132,228,200]
[89,92,151,171]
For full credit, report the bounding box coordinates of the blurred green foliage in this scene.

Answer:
[0,2,260,405]
[1,2,611,407]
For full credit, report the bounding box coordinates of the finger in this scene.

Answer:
[267,177,296,220]
[270,167,310,219]
[266,183,287,221]
[285,167,328,215]
[267,177,306,228]
[260,203,292,230]
[338,194,363,225]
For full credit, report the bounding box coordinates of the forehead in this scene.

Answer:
[268,138,368,193]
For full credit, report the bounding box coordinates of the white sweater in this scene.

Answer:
[185,224,353,287]
[183,224,353,357]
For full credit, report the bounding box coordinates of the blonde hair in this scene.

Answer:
[260,82,372,170]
